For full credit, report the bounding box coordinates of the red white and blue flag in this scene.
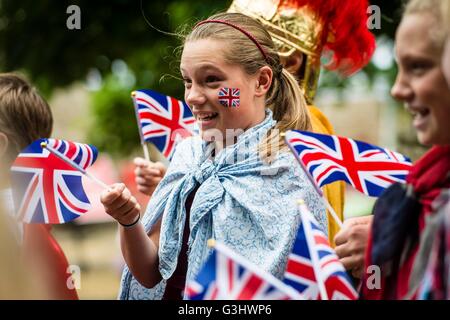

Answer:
[186,241,303,300]
[218,87,240,108]
[132,89,198,159]
[284,202,358,300]
[285,130,412,197]
[10,138,98,224]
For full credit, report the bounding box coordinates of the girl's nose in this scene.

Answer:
[391,72,413,103]
[185,84,207,106]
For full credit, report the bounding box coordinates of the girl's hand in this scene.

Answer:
[100,183,140,225]
[334,215,373,279]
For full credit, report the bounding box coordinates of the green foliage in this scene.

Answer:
[0,0,402,156]
[0,0,228,155]
[0,0,227,94]
[88,74,139,157]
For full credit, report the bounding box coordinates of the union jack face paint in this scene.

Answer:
[218,87,240,108]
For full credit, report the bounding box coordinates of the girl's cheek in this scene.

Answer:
[218,87,240,108]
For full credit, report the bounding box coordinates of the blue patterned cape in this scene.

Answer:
[118,110,326,299]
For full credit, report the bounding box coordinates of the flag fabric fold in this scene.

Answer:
[10,138,98,224]
[285,130,412,197]
[284,201,359,300]
[186,241,304,300]
[132,89,198,159]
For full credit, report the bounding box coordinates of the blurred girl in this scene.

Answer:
[362,0,450,299]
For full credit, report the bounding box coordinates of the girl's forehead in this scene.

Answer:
[181,39,227,61]
[180,41,230,72]
[396,14,443,59]
[180,63,225,75]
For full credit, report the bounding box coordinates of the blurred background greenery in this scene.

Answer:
[1,0,418,157]
[0,0,424,299]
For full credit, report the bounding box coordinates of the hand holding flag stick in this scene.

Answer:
[41,141,109,189]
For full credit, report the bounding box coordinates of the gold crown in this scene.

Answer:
[228,0,325,57]
[227,0,326,103]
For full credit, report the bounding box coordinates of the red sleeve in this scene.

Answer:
[23,224,79,300]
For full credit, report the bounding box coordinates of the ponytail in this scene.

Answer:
[258,68,311,162]
[185,12,312,162]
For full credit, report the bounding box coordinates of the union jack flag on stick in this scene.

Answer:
[283,200,358,300]
[185,239,304,300]
[132,89,197,160]
[285,130,412,197]
[10,139,103,224]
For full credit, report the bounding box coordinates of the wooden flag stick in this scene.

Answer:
[41,142,109,189]
[322,197,343,229]
[284,133,343,229]
[132,91,151,162]
[142,142,150,162]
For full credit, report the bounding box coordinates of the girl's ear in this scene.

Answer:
[255,66,273,97]
[0,133,8,159]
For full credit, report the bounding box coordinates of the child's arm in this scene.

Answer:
[101,183,162,288]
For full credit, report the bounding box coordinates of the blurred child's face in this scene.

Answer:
[391,14,450,146]
[181,39,267,142]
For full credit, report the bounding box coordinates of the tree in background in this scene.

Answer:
[0,0,404,157]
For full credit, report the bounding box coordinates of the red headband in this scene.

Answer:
[194,19,270,64]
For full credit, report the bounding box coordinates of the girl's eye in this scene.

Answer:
[408,61,431,74]
[205,75,220,83]
[183,78,192,88]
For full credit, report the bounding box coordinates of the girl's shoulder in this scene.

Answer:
[267,149,304,176]
[174,135,203,153]
[170,136,203,163]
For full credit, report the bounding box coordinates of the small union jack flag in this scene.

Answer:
[284,202,358,300]
[186,241,303,300]
[132,89,198,159]
[285,130,412,197]
[218,87,240,108]
[10,139,98,224]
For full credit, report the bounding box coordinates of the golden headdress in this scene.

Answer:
[228,0,376,103]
